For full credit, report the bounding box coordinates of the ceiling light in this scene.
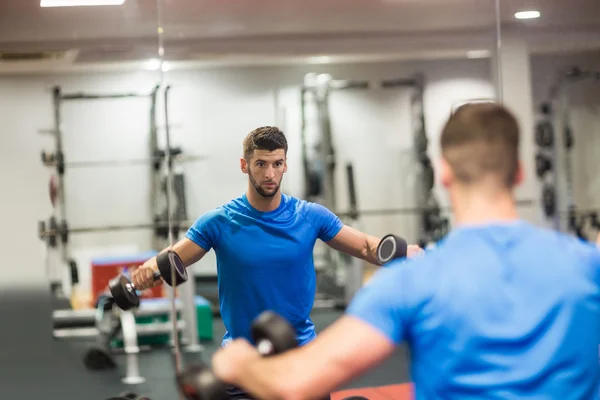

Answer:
[514,10,541,20]
[41,0,125,7]
[467,50,491,59]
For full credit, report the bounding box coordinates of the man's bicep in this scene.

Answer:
[173,238,209,266]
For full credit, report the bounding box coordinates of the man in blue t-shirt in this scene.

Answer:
[210,103,600,400]
[131,126,422,398]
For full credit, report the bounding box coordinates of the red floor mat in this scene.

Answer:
[331,383,413,400]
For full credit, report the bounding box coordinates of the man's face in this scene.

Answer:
[241,149,287,198]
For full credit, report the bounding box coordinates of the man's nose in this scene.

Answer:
[265,166,275,179]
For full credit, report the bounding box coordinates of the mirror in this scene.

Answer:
[0,0,165,397]
[495,0,600,241]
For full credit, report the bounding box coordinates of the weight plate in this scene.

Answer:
[535,153,552,178]
[157,251,188,286]
[60,220,68,244]
[376,234,408,265]
[251,311,298,355]
[542,184,556,217]
[177,363,226,400]
[535,122,554,148]
[49,175,58,207]
[109,275,139,311]
[48,216,58,248]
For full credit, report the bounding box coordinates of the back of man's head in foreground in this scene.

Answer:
[439,102,522,192]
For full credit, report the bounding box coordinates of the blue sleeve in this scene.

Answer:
[306,203,344,242]
[346,261,412,345]
[185,209,222,251]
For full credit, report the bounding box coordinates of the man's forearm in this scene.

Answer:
[235,359,290,400]
[363,234,382,266]
[234,352,329,400]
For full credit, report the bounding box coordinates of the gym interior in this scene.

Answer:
[1,1,599,399]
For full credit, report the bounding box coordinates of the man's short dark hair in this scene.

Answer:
[243,126,288,160]
[441,102,520,188]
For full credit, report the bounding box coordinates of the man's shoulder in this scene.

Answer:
[282,195,333,216]
[195,196,245,224]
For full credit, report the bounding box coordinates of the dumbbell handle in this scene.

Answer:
[126,270,162,291]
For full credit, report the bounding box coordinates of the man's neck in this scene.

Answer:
[451,187,519,227]
[246,187,282,212]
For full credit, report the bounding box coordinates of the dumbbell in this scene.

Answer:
[176,311,298,400]
[376,234,408,265]
[109,250,187,311]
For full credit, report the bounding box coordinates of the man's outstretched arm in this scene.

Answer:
[327,225,423,265]
[212,315,396,400]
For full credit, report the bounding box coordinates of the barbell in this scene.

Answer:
[41,148,207,175]
[38,216,193,248]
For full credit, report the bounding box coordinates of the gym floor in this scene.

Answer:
[38,286,410,400]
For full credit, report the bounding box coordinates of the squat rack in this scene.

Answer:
[536,66,600,239]
[299,73,449,309]
[299,73,448,247]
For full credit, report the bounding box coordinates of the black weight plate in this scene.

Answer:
[60,220,69,244]
[535,122,554,148]
[376,234,408,265]
[542,185,556,217]
[251,311,297,355]
[177,363,227,400]
[535,153,552,178]
[157,251,188,286]
[48,216,58,248]
[109,275,139,311]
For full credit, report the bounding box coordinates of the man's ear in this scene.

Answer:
[438,157,453,188]
[514,160,524,186]
[240,158,248,174]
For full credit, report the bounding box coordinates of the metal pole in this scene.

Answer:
[495,0,504,103]
[52,86,70,266]
[60,92,155,100]
[163,85,201,353]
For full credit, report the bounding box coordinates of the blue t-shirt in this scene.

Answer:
[186,193,343,347]
[347,220,600,399]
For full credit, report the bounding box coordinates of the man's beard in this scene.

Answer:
[248,170,280,198]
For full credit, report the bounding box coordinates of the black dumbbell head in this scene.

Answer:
[376,234,408,265]
[177,363,228,400]
[157,251,188,287]
[109,275,140,311]
[251,311,298,356]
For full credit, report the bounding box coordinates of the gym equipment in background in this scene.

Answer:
[37,84,206,299]
[538,66,600,240]
[385,75,449,248]
[298,73,450,309]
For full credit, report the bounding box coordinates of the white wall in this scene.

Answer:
[7,51,598,298]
